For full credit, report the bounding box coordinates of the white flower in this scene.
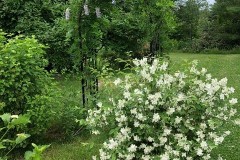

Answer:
[142,155,150,160]
[201,68,207,75]
[92,155,97,160]
[139,58,148,66]
[148,105,154,110]
[206,74,212,80]
[118,99,126,108]
[143,146,153,154]
[230,108,237,116]
[107,139,118,150]
[200,141,208,149]
[217,155,225,160]
[123,91,131,99]
[116,115,127,123]
[152,113,160,122]
[147,137,154,142]
[133,59,140,66]
[112,0,116,5]
[134,121,140,127]
[196,148,203,156]
[10,115,19,119]
[95,7,101,18]
[175,116,182,124]
[92,130,100,135]
[161,153,170,160]
[184,144,190,151]
[126,154,135,160]
[214,136,224,145]
[65,8,70,20]
[219,77,228,86]
[229,87,235,93]
[163,128,171,136]
[99,149,110,160]
[224,130,231,135]
[220,94,225,100]
[177,93,186,102]
[113,78,121,85]
[141,70,152,82]
[128,144,137,152]
[97,102,102,108]
[160,62,168,71]
[229,98,238,105]
[234,119,240,125]
[203,154,211,160]
[134,89,143,95]
[137,113,146,121]
[166,107,175,115]
[159,137,168,145]
[125,83,132,90]
[133,135,141,141]
[120,127,131,136]
[130,108,137,115]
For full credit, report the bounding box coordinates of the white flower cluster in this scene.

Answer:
[86,58,238,160]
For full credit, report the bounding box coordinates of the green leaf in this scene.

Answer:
[10,115,30,126]
[32,143,51,153]
[24,151,34,160]
[15,133,30,144]
[2,139,14,143]
[0,143,6,149]
[0,113,11,124]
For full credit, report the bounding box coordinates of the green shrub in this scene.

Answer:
[41,19,73,72]
[0,31,59,136]
[87,58,238,159]
[0,34,50,113]
[0,102,31,159]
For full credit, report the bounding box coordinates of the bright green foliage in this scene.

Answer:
[25,143,50,160]
[0,102,31,158]
[0,0,71,71]
[0,31,60,137]
[0,33,49,114]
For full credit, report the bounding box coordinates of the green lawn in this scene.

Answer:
[43,53,240,160]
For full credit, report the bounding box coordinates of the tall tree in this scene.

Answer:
[210,0,240,49]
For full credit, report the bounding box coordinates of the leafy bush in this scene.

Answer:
[24,143,50,160]
[0,34,49,113]
[0,102,31,159]
[41,19,73,72]
[87,58,238,159]
[0,32,59,136]
[0,1,71,72]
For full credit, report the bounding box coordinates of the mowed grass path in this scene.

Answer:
[43,53,240,160]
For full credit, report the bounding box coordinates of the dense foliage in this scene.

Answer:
[0,102,30,159]
[210,0,240,49]
[0,0,71,71]
[0,34,48,113]
[0,31,58,139]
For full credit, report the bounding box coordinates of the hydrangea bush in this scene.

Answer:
[87,58,238,160]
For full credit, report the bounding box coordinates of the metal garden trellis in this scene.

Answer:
[65,0,174,107]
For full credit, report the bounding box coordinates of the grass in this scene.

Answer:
[43,53,240,160]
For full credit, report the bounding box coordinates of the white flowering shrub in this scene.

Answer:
[87,58,238,160]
